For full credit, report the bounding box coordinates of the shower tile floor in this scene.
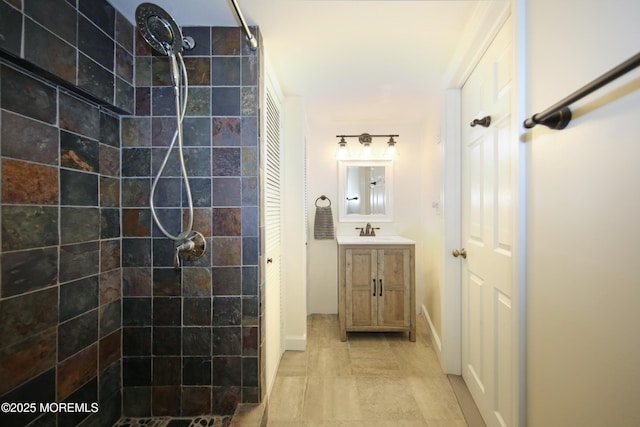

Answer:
[113,415,232,427]
[113,314,481,427]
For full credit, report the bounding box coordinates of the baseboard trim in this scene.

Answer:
[421,303,442,355]
[284,334,307,351]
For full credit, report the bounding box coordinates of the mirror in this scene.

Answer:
[338,160,393,222]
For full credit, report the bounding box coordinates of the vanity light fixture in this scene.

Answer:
[335,133,399,159]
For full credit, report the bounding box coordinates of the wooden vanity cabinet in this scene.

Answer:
[338,244,416,341]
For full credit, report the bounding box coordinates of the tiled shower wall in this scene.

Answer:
[0,64,123,427]
[0,0,132,426]
[120,26,262,417]
[0,0,263,424]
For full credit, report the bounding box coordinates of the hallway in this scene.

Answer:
[266,314,471,426]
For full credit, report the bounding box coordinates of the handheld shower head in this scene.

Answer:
[136,2,183,56]
[147,15,174,45]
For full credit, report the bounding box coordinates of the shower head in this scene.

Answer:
[136,2,184,56]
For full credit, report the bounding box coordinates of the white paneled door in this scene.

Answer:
[460,16,516,427]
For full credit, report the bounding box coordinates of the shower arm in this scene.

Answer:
[229,0,258,50]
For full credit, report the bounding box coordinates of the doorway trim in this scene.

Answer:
[440,0,526,425]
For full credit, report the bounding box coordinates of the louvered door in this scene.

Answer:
[264,70,284,393]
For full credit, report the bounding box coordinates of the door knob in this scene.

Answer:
[452,248,467,259]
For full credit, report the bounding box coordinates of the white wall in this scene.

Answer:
[305,120,340,313]
[420,114,445,341]
[305,116,438,315]
[282,97,308,350]
[526,1,640,425]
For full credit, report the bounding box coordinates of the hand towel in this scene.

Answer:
[314,205,335,240]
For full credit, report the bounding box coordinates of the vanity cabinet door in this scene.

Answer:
[377,248,411,328]
[345,248,377,328]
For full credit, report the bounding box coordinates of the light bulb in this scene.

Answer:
[362,143,372,158]
[385,136,398,158]
[336,137,348,159]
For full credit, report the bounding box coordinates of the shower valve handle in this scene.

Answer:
[173,232,207,270]
[174,240,196,269]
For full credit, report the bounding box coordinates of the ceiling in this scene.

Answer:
[109,0,479,127]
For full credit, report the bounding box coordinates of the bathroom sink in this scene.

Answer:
[336,235,415,245]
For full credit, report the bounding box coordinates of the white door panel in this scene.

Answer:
[461,15,515,427]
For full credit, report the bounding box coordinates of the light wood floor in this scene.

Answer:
[266,314,471,427]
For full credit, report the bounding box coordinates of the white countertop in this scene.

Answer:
[336,235,416,245]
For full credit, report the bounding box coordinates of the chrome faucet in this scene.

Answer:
[355,223,380,236]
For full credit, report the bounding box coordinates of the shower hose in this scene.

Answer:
[149,51,194,241]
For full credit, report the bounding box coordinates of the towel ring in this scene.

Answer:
[315,195,331,207]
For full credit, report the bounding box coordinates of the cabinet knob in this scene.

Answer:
[452,249,467,259]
